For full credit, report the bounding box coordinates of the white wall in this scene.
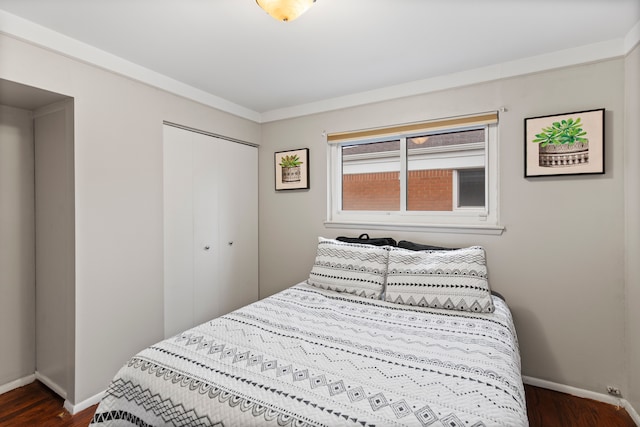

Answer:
[0,33,261,405]
[259,59,628,397]
[34,100,75,398]
[0,105,35,386]
[624,42,640,413]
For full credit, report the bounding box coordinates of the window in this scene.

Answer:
[342,140,400,211]
[326,112,502,233]
[456,168,485,208]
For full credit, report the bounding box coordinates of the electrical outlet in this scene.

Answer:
[606,386,622,397]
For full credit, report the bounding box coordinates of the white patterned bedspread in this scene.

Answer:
[91,283,528,426]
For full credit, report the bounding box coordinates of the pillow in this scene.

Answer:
[397,240,457,251]
[307,237,389,299]
[385,246,494,312]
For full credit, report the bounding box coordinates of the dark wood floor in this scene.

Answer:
[0,381,636,426]
[0,381,96,427]
[525,385,636,427]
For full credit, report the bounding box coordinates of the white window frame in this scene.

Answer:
[326,120,503,235]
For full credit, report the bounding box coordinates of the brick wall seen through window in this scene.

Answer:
[343,170,454,211]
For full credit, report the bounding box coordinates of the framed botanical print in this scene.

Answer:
[524,108,604,177]
[275,148,309,190]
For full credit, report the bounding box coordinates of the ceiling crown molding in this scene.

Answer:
[0,9,261,122]
[260,37,630,123]
[1,10,638,124]
[625,19,640,53]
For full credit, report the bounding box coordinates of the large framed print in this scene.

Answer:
[275,148,310,190]
[524,108,604,178]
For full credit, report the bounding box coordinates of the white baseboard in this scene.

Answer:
[64,390,105,415]
[34,371,66,399]
[0,374,36,395]
[523,376,640,426]
[629,404,640,427]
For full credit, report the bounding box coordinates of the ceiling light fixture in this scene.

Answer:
[256,0,316,22]
[410,136,429,145]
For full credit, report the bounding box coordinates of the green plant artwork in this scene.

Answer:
[275,148,309,190]
[279,154,303,168]
[532,117,588,147]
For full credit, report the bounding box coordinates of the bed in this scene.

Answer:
[91,239,528,426]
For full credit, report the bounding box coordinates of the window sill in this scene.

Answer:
[324,220,505,235]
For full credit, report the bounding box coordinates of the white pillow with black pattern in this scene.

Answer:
[307,237,389,299]
[385,246,494,312]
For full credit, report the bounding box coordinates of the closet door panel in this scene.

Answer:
[192,132,220,326]
[163,126,195,337]
[217,141,259,315]
[163,124,258,338]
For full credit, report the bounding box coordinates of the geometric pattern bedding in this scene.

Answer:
[386,246,495,313]
[91,282,528,427]
[307,238,389,299]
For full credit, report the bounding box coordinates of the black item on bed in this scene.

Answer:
[397,239,458,251]
[335,233,397,247]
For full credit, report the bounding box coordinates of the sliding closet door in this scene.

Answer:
[163,124,258,338]
[191,132,221,327]
[217,140,258,315]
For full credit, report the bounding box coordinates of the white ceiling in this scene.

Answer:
[0,0,638,121]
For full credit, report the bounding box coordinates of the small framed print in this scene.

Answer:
[275,148,309,190]
[524,108,605,178]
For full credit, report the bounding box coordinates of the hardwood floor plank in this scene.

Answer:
[525,384,636,427]
[0,381,97,427]
[0,381,636,426]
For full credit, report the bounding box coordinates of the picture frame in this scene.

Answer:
[524,108,605,178]
[275,148,310,191]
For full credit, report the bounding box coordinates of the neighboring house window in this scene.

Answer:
[326,112,503,234]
